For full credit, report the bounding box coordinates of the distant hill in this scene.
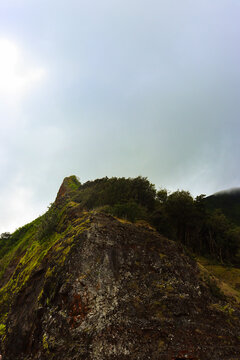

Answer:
[205,188,240,226]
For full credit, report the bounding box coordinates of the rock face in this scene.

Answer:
[1,178,240,359]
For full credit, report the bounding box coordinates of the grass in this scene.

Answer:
[197,257,240,303]
[0,202,92,328]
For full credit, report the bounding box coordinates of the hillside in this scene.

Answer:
[0,176,240,359]
[205,188,240,226]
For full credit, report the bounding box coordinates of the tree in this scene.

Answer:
[156,188,168,204]
[165,190,196,245]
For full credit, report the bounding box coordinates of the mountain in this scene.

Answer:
[205,188,240,226]
[0,176,240,360]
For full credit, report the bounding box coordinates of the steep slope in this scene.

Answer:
[0,177,240,360]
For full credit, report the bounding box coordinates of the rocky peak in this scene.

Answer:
[55,175,81,205]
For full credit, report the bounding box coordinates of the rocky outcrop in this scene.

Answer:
[55,176,81,205]
[1,208,240,360]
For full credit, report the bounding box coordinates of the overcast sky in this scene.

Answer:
[0,0,240,232]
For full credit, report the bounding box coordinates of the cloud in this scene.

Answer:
[0,38,46,104]
[0,0,240,231]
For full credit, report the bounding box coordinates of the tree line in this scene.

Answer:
[1,176,240,266]
[152,189,240,265]
[73,176,240,265]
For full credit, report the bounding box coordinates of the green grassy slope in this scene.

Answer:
[0,189,91,337]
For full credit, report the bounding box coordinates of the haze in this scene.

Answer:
[0,0,240,232]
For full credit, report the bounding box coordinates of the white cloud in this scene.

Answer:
[0,38,46,104]
[0,184,35,233]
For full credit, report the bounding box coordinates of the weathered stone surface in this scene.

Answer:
[2,211,240,360]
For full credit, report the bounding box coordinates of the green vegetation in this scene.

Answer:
[67,175,81,191]
[0,174,239,358]
[0,174,239,334]
[53,176,240,266]
[0,323,5,336]
[198,257,240,302]
[0,200,91,331]
[73,176,156,217]
[151,190,240,266]
[1,176,240,275]
[0,219,41,281]
[205,190,240,226]
[54,175,240,266]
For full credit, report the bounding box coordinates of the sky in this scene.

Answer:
[0,0,240,233]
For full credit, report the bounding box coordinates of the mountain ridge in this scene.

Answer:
[0,176,240,359]
[205,188,240,226]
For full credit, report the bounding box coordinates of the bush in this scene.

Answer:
[106,201,147,222]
